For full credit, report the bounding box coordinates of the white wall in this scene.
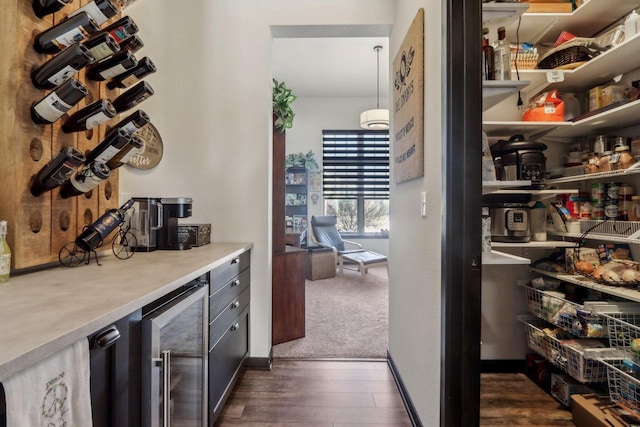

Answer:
[388,0,444,423]
[120,0,394,359]
[285,96,390,256]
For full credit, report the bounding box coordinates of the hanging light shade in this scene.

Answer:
[360,45,389,130]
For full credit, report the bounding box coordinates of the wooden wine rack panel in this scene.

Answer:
[0,0,120,270]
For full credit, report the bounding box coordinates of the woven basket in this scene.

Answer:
[537,45,596,69]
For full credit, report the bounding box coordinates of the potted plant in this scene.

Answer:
[273,79,296,131]
[285,151,319,169]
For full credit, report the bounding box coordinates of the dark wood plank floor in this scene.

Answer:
[216,360,575,426]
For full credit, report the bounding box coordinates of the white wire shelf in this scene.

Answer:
[530,267,640,304]
[547,162,640,185]
[491,240,577,249]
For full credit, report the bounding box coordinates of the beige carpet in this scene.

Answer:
[272,265,388,359]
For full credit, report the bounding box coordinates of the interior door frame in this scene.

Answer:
[440,0,482,426]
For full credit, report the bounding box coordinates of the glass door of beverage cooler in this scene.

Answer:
[142,285,208,427]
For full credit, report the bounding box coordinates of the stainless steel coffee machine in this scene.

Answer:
[130,197,163,252]
[156,197,193,250]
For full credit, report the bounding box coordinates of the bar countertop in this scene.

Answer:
[0,242,253,381]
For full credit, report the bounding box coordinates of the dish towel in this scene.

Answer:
[2,339,93,426]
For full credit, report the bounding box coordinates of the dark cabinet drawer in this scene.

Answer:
[209,307,249,420]
[211,250,250,292]
[209,268,250,322]
[209,287,250,349]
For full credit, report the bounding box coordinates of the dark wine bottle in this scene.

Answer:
[111,81,153,113]
[82,32,120,62]
[60,161,110,198]
[31,43,95,90]
[75,198,134,251]
[102,16,139,43]
[106,57,156,90]
[107,109,150,135]
[62,99,117,133]
[119,34,144,54]
[86,127,132,164]
[31,78,88,124]
[106,135,143,169]
[86,50,138,82]
[31,146,86,197]
[33,12,99,54]
[32,0,72,19]
[69,0,119,26]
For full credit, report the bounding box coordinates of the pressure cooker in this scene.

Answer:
[483,194,532,243]
[491,134,547,189]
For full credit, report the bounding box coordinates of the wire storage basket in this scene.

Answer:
[521,317,609,383]
[601,359,640,416]
[601,312,640,364]
[523,285,607,338]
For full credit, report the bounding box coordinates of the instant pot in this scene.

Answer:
[491,134,547,189]
[483,194,532,243]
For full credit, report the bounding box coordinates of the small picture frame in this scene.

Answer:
[297,194,307,206]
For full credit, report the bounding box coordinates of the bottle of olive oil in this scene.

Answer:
[0,221,11,283]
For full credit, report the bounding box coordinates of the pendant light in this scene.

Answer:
[360,45,389,130]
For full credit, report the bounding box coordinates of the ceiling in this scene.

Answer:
[272,37,390,98]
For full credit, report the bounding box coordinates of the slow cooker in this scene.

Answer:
[483,194,532,243]
[491,134,547,189]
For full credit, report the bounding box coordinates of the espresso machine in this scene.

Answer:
[156,197,193,250]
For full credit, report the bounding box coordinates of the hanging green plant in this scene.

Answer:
[273,79,296,131]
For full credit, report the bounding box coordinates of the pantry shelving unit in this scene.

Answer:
[480,1,640,402]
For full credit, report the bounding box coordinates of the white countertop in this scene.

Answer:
[0,242,252,381]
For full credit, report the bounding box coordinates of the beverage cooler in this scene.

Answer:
[141,280,209,427]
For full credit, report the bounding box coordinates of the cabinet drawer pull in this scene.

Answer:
[231,279,240,287]
[230,323,240,331]
[231,301,240,309]
[231,257,239,265]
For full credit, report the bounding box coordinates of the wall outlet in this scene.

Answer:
[421,191,427,217]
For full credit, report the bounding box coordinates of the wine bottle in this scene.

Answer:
[106,57,156,90]
[107,109,150,135]
[0,220,11,283]
[111,81,153,113]
[69,0,119,26]
[86,127,132,164]
[31,43,95,90]
[102,16,139,43]
[32,0,72,19]
[62,99,117,133]
[82,32,120,62]
[86,50,138,81]
[60,161,110,198]
[31,146,86,197]
[75,198,134,251]
[33,12,100,54]
[106,135,143,169]
[119,34,144,54]
[31,78,88,124]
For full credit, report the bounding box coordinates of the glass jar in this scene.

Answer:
[629,196,640,221]
[614,145,634,170]
[593,135,607,154]
[584,152,600,173]
[599,151,613,172]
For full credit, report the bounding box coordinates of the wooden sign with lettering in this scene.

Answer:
[392,8,424,184]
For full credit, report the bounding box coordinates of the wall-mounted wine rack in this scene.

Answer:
[0,0,122,269]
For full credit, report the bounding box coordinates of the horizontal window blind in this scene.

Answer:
[322,130,389,200]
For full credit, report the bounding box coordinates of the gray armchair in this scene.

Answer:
[310,215,388,283]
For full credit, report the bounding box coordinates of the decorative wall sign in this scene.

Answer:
[127,123,163,170]
[392,8,424,184]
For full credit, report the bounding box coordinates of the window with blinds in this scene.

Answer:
[322,130,390,200]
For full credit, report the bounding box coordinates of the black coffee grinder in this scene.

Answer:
[156,197,193,250]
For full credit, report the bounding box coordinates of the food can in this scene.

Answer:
[591,205,605,219]
[606,182,621,200]
[591,183,606,200]
[604,201,619,219]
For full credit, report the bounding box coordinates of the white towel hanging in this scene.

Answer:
[2,339,93,426]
